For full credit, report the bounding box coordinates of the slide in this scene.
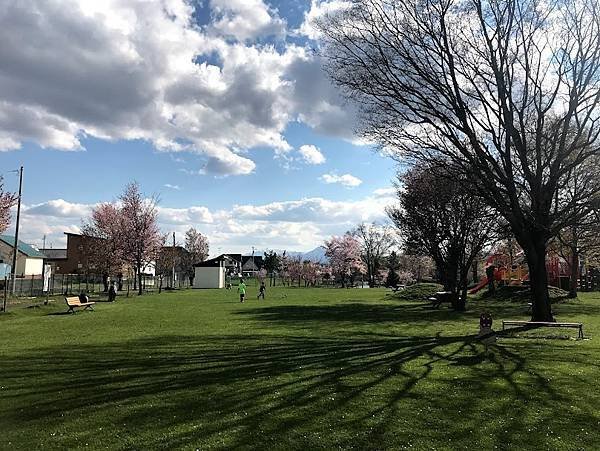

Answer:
[469,277,489,294]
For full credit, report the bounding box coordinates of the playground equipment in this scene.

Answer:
[470,248,575,294]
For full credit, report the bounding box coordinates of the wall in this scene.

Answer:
[193,266,225,289]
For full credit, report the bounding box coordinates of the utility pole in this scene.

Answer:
[172,232,176,289]
[42,234,46,251]
[11,166,23,296]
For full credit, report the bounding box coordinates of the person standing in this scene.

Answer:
[108,281,117,302]
[257,281,266,300]
[238,278,246,303]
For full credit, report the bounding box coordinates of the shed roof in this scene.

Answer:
[0,235,46,258]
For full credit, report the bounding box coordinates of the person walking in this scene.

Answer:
[238,278,247,303]
[257,281,266,300]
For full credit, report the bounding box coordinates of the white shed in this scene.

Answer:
[0,235,46,276]
[193,257,226,289]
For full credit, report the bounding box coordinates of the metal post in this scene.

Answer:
[172,232,176,289]
[10,166,23,296]
[2,275,7,312]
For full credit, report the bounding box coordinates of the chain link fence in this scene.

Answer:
[0,272,193,299]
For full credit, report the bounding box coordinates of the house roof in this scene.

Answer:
[0,235,46,258]
[194,257,224,267]
[40,248,68,260]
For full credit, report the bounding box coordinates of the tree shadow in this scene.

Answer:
[1,328,587,450]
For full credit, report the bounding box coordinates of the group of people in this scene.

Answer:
[237,278,266,303]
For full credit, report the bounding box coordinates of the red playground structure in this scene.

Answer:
[469,250,573,294]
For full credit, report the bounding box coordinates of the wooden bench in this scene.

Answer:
[428,291,455,309]
[502,320,584,339]
[65,296,95,313]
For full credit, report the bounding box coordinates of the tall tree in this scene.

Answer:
[352,222,395,287]
[184,228,209,263]
[263,250,280,286]
[182,227,209,283]
[0,177,16,234]
[81,203,124,289]
[120,183,165,295]
[319,0,600,320]
[387,163,498,310]
[324,233,366,287]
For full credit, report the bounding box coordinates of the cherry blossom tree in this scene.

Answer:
[120,182,165,295]
[324,233,366,287]
[0,177,16,234]
[82,203,124,290]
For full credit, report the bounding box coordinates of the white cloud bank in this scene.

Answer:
[0,0,359,175]
[16,189,396,253]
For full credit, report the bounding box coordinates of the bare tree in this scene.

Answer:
[352,222,395,287]
[319,0,600,320]
[183,227,209,284]
[387,163,498,310]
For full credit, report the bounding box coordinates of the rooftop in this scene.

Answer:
[0,235,47,258]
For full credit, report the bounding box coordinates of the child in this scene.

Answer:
[257,281,266,300]
[238,278,246,303]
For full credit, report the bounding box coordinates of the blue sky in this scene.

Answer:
[0,0,397,253]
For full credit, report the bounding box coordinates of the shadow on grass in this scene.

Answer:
[0,327,585,450]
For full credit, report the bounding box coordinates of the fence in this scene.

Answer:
[0,272,193,298]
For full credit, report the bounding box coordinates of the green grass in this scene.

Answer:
[0,287,599,450]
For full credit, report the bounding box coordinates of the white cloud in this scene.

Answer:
[14,193,394,253]
[298,0,353,40]
[298,144,326,165]
[373,187,396,197]
[164,184,181,190]
[209,0,286,41]
[320,173,363,188]
[0,0,360,175]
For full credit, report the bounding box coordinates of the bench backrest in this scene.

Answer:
[65,297,82,306]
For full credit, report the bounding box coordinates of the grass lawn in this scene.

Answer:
[0,286,599,450]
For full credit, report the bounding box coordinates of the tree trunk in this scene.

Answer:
[523,237,554,322]
[137,266,143,295]
[568,246,579,299]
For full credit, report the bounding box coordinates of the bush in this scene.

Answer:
[391,282,443,301]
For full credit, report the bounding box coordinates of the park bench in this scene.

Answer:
[428,291,455,309]
[390,285,406,292]
[65,296,95,314]
[502,320,584,339]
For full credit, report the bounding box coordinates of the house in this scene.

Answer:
[216,253,242,275]
[0,235,46,276]
[41,232,98,274]
[193,257,227,289]
[242,255,264,276]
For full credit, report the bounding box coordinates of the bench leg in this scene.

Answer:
[579,327,583,339]
[84,305,94,311]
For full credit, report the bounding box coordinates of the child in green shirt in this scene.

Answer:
[238,279,246,303]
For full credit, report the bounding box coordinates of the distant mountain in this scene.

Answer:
[247,246,328,263]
